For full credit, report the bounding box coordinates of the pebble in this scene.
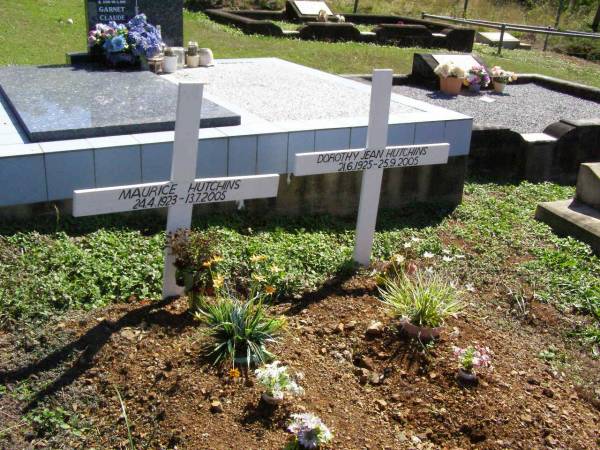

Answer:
[210,400,223,413]
[375,399,387,410]
[365,321,384,338]
[542,387,555,398]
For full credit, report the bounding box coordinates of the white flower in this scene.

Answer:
[255,361,304,399]
[422,251,435,259]
[455,254,465,259]
[465,283,476,292]
[425,266,434,274]
[442,256,453,262]
[411,237,422,242]
[403,242,412,249]
[442,249,451,255]
[288,413,333,448]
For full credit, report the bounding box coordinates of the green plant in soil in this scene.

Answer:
[379,269,462,328]
[195,295,286,368]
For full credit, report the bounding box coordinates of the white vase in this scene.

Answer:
[186,54,200,68]
[163,55,178,74]
[199,48,215,67]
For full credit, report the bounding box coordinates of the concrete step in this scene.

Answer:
[576,162,600,210]
[520,132,557,144]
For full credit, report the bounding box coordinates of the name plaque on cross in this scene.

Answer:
[73,175,279,217]
[294,143,449,176]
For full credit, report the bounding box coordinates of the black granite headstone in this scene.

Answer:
[0,65,240,142]
[85,0,183,46]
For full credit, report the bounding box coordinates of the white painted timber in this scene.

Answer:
[73,175,279,216]
[72,82,281,299]
[354,70,392,266]
[293,70,452,266]
[294,143,449,176]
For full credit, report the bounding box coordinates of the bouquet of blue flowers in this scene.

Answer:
[88,14,163,67]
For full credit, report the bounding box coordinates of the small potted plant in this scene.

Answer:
[186,41,200,68]
[463,65,490,94]
[453,345,493,387]
[490,66,517,93]
[163,47,178,73]
[198,48,215,67]
[286,413,333,449]
[433,61,466,95]
[255,361,304,406]
[379,269,462,343]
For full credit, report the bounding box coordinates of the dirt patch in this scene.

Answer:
[0,274,598,449]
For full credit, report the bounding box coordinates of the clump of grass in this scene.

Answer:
[379,269,462,328]
[195,295,286,367]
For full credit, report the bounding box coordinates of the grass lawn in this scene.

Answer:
[1,2,600,86]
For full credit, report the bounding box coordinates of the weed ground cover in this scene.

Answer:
[1,179,598,351]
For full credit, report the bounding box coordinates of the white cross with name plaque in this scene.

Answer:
[294,70,450,266]
[73,82,280,299]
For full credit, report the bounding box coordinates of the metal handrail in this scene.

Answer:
[421,13,600,39]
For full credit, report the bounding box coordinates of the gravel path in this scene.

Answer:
[392,83,600,133]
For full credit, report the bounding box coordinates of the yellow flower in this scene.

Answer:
[211,256,224,264]
[250,255,267,263]
[202,260,213,268]
[229,368,241,379]
[251,274,266,282]
[269,265,281,273]
[265,285,276,295]
[212,274,224,289]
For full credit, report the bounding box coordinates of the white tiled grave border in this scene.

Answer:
[0,58,472,207]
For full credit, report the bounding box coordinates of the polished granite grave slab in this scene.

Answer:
[0,64,240,142]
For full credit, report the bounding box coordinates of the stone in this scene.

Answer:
[210,400,223,413]
[355,355,375,371]
[345,320,357,331]
[365,321,384,338]
[369,373,382,385]
[0,65,240,142]
[374,399,387,410]
[476,31,521,49]
[536,162,600,255]
[85,0,183,46]
[542,387,555,398]
[575,163,600,209]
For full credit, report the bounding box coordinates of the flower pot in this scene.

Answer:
[261,393,283,406]
[456,368,478,387]
[493,81,506,93]
[398,318,441,343]
[439,76,463,95]
[199,48,215,67]
[468,84,481,94]
[186,54,200,68]
[163,55,178,73]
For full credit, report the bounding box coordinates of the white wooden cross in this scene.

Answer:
[293,70,450,266]
[73,82,280,298]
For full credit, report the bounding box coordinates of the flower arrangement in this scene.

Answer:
[490,66,517,84]
[463,65,491,89]
[454,345,493,373]
[88,14,162,65]
[255,361,304,403]
[433,61,466,79]
[287,413,333,449]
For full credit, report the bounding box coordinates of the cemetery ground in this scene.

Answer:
[2,2,600,88]
[0,179,599,448]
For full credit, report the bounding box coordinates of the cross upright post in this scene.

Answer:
[162,82,205,298]
[353,69,393,266]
